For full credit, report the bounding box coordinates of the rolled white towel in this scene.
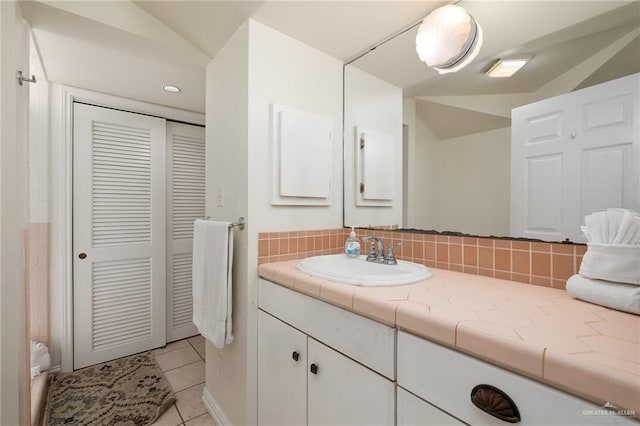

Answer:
[566,275,640,315]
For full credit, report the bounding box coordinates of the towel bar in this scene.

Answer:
[204,216,246,231]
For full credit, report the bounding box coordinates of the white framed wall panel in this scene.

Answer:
[270,103,332,205]
[355,126,395,205]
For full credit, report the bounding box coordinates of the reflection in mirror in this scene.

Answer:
[343,1,640,242]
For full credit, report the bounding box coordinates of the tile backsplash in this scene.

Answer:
[258,228,586,289]
[29,223,49,345]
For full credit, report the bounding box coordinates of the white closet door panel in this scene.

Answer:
[167,122,205,342]
[511,74,639,242]
[73,103,166,369]
[578,80,639,215]
[524,154,564,240]
[511,99,572,241]
[582,144,632,217]
[171,252,194,330]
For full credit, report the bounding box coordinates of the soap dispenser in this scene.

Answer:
[345,227,361,258]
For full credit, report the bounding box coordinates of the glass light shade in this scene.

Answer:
[485,59,528,77]
[415,4,483,74]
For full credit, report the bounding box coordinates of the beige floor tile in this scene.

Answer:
[193,342,205,360]
[164,361,205,392]
[175,383,207,421]
[185,413,216,426]
[188,335,205,346]
[152,340,190,356]
[151,404,183,426]
[155,346,201,372]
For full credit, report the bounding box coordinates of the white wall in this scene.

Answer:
[403,98,416,227]
[29,34,49,225]
[344,65,402,228]
[411,110,511,236]
[247,20,343,232]
[204,19,250,426]
[412,113,439,230]
[204,18,344,424]
[436,127,511,236]
[1,1,28,424]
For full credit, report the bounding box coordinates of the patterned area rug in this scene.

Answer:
[45,352,176,426]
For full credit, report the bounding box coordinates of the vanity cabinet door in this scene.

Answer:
[307,338,395,426]
[257,310,307,425]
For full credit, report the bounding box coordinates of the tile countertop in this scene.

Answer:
[258,260,640,416]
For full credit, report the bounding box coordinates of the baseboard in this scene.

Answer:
[48,364,61,374]
[202,387,232,426]
[31,371,49,426]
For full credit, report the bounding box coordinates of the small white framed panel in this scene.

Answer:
[271,103,332,205]
[355,126,394,206]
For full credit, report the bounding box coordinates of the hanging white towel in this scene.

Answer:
[192,219,234,348]
[566,274,640,315]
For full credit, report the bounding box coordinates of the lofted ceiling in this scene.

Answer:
[350,1,640,139]
[20,1,640,116]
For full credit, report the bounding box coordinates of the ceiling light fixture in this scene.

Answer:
[415,4,483,74]
[163,85,181,93]
[485,59,529,78]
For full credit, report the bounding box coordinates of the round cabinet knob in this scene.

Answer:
[78,253,87,259]
[310,363,318,375]
[292,351,299,362]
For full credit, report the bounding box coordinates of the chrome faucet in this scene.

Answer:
[362,236,385,263]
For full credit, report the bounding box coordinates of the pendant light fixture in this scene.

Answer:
[415,4,483,74]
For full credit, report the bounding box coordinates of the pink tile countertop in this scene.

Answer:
[258,260,640,415]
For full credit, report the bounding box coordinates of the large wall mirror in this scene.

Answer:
[344,1,639,242]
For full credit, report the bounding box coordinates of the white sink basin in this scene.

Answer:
[296,254,431,286]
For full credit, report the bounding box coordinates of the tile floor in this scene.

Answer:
[151,335,215,426]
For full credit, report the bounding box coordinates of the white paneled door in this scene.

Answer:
[511,74,639,242]
[73,103,167,369]
[166,122,205,342]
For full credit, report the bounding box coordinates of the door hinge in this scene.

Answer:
[360,182,365,193]
[17,71,36,86]
[359,135,365,149]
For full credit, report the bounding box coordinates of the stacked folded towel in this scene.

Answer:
[567,209,640,315]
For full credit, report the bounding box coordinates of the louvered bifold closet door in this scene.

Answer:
[73,103,166,369]
[166,122,205,342]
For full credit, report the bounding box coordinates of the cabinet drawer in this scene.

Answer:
[398,331,637,425]
[397,387,464,426]
[259,279,395,379]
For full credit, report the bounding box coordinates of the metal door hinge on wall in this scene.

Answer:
[17,70,36,86]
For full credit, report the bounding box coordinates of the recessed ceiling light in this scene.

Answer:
[163,85,181,93]
[485,59,528,78]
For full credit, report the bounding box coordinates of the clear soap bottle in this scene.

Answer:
[345,227,361,258]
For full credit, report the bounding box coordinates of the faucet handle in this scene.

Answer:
[361,236,377,261]
[385,242,401,265]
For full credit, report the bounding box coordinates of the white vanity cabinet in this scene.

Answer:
[257,310,307,425]
[257,279,396,425]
